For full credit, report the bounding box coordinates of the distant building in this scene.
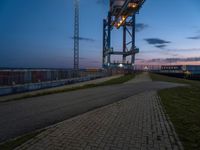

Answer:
[160,65,200,80]
[161,65,200,74]
[134,65,161,71]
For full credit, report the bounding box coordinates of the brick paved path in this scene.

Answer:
[15,91,183,150]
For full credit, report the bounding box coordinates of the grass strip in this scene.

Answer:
[150,73,200,150]
[0,129,45,150]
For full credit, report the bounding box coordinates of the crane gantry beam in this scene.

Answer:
[113,0,145,28]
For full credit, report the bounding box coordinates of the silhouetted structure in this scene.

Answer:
[74,0,79,71]
[103,0,145,69]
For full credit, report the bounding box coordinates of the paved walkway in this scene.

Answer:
[124,72,152,84]
[14,73,183,150]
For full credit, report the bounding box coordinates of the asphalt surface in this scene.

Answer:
[0,75,122,102]
[0,80,185,143]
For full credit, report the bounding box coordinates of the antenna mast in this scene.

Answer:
[74,0,79,70]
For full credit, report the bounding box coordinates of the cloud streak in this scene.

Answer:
[136,57,200,66]
[136,23,148,32]
[144,38,171,49]
[155,44,167,49]
[144,57,200,64]
[144,38,171,45]
[187,30,200,40]
[187,35,200,40]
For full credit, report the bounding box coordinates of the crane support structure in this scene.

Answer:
[74,0,79,71]
[103,0,145,69]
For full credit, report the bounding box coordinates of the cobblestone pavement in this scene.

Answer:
[15,91,183,150]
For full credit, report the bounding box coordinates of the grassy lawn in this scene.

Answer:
[150,73,200,150]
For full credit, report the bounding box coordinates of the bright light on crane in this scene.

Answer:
[128,3,138,9]
[111,0,145,29]
[115,15,128,28]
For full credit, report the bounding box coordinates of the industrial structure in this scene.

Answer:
[161,65,200,75]
[160,65,200,80]
[74,0,79,71]
[103,0,145,69]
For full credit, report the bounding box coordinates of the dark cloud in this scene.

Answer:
[144,38,171,49]
[70,37,95,42]
[168,48,200,51]
[187,35,200,40]
[147,57,200,63]
[135,23,148,32]
[144,38,171,45]
[155,44,167,49]
[187,30,200,40]
[141,48,200,56]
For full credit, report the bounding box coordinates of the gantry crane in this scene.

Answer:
[103,0,145,69]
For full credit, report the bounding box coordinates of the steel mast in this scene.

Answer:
[74,0,79,71]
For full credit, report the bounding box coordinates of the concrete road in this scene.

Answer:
[0,79,185,143]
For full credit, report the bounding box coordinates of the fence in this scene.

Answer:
[0,69,108,96]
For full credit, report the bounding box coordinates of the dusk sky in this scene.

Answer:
[1,0,200,68]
